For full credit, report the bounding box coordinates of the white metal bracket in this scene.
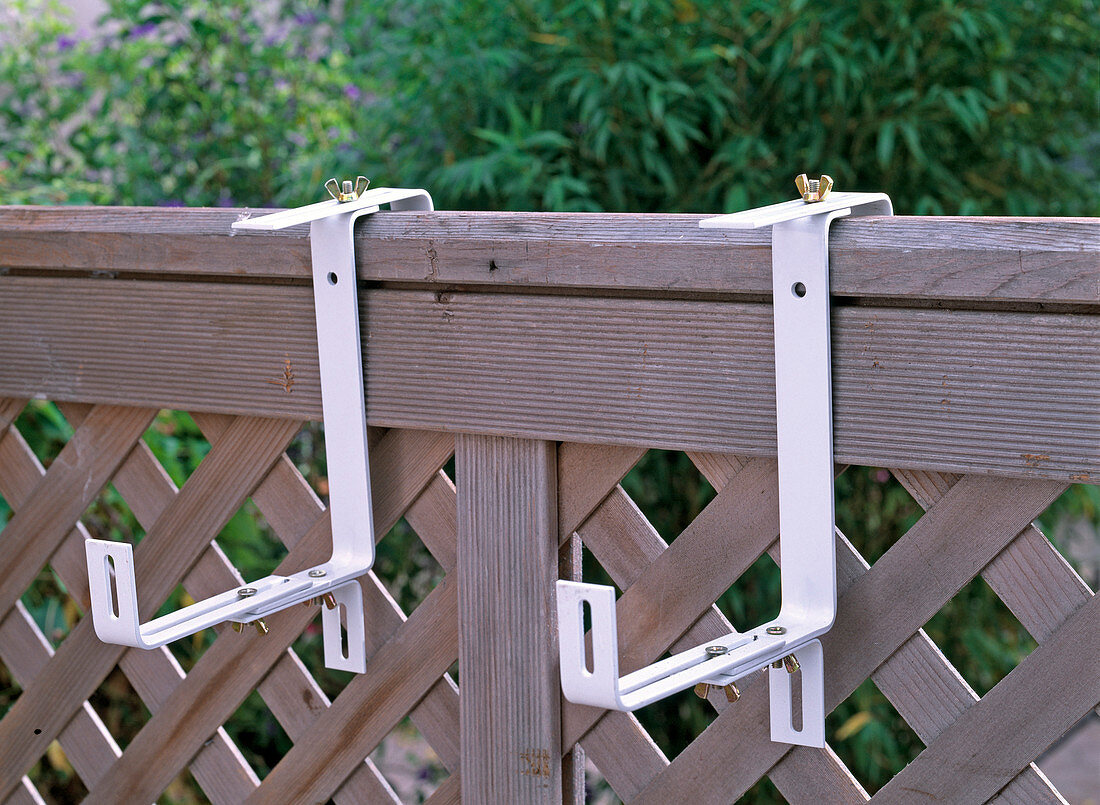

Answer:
[557,188,892,747]
[85,185,433,673]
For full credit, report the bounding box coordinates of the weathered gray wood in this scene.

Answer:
[0,415,300,801]
[629,475,1066,804]
[457,436,562,803]
[0,602,122,787]
[1,207,1096,305]
[872,593,1099,804]
[4,779,45,805]
[0,411,261,804]
[0,405,155,631]
[79,426,453,804]
[2,278,1096,482]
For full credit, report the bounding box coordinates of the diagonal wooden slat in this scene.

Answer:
[242,575,459,804]
[0,405,155,622]
[3,779,45,805]
[872,592,1099,803]
[629,475,1066,803]
[575,460,865,803]
[422,771,460,805]
[558,442,646,539]
[560,457,781,747]
[80,427,454,803]
[0,415,259,803]
[895,468,1094,644]
[578,711,669,801]
[0,601,121,783]
[229,440,643,805]
[0,398,24,432]
[0,414,299,799]
[182,413,403,804]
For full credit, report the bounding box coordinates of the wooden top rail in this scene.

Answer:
[0,207,1097,482]
[1,206,1097,303]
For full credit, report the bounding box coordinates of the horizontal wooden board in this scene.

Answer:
[0,207,1096,304]
[0,276,1095,480]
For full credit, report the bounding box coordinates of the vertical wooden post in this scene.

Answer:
[559,533,586,805]
[458,435,562,803]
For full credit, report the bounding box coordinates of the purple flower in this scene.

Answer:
[158,199,185,207]
[56,35,78,52]
[293,12,318,25]
[343,84,362,101]
[128,22,157,40]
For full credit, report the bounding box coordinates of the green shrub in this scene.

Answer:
[348,0,1099,214]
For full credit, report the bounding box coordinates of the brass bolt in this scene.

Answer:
[704,645,728,658]
[765,625,786,635]
[723,682,740,703]
[771,660,784,670]
[694,683,711,699]
[795,174,833,203]
[252,620,269,636]
[783,654,801,674]
[322,593,338,610]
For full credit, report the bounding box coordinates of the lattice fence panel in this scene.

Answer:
[0,399,460,804]
[560,446,1095,804]
[0,398,1095,804]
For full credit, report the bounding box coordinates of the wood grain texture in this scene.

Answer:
[0,603,122,786]
[0,399,24,432]
[3,780,44,805]
[0,415,260,804]
[1,207,1096,305]
[0,415,298,800]
[872,593,1100,804]
[2,278,1096,481]
[631,476,1066,804]
[574,456,867,804]
[82,427,453,804]
[0,404,154,632]
[242,575,460,805]
[457,436,562,803]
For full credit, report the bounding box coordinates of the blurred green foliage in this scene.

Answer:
[1,0,1097,802]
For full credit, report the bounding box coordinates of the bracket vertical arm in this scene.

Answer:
[84,187,433,675]
[555,190,891,748]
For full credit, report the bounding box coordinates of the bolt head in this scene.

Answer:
[237,587,257,598]
[704,645,728,657]
[765,625,786,635]
[308,569,327,578]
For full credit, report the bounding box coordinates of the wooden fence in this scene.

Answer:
[0,206,1096,804]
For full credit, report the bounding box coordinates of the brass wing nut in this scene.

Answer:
[325,176,371,203]
[795,174,833,203]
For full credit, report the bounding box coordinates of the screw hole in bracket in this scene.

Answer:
[792,282,807,298]
[327,271,339,285]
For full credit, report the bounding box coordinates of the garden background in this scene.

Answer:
[1,0,1098,802]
